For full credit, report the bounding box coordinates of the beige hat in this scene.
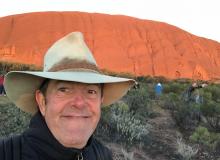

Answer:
[4,32,135,114]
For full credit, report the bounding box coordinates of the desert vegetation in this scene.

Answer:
[1,62,220,160]
[0,61,42,73]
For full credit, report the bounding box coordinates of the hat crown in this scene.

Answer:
[44,32,98,72]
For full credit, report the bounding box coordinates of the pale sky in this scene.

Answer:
[0,0,219,42]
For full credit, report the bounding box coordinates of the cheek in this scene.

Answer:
[88,102,101,130]
[90,101,101,118]
[45,96,66,114]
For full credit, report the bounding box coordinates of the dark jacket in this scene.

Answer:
[0,112,113,160]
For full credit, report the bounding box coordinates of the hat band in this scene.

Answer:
[46,59,100,72]
[56,68,100,73]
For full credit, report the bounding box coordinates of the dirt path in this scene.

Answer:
[145,104,182,160]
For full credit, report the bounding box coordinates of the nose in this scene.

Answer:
[69,90,86,108]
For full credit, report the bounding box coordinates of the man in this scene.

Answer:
[0,32,135,160]
[155,82,163,96]
[184,82,207,103]
[0,74,6,96]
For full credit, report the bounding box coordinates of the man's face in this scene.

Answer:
[35,80,103,149]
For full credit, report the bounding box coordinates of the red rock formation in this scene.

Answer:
[0,11,220,81]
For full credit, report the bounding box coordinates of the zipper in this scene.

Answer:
[77,152,83,160]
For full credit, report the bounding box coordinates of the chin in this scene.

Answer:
[65,129,92,141]
[62,136,88,148]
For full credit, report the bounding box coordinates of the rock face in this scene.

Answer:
[0,11,220,80]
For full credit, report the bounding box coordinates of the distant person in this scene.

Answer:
[0,74,6,96]
[155,82,163,96]
[0,32,136,160]
[183,82,207,103]
[133,81,140,89]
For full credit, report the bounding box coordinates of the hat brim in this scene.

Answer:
[4,71,135,114]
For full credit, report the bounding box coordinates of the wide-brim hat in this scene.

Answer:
[4,32,135,114]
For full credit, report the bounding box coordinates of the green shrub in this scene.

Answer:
[123,83,153,121]
[190,126,210,144]
[136,76,155,83]
[173,102,201,130]
[114,106,150,144]
[162,92,180,110]
[201,100,220,117]
[0,103,31,138]
[153,76,168,84]
[190,126,220,150]
[201,97,220,130]
[203,85,220,102]
[163,82,186,94]
[97,101,150,145]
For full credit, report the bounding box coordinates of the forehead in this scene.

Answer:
[49,80,101,87]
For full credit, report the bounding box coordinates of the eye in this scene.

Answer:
[87,89,97,94]
[56,87,72,96]
[85,85,101,99]
[58,87,69,92]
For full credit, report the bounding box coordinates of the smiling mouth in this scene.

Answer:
[61,115,90,119]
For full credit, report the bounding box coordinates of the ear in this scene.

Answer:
[35,90,46,116]
[101,97,104,104]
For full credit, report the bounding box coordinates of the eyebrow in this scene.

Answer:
[55,81,101,88]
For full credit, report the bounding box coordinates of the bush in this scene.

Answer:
[163,82,187,94]
[121,148,134,160]
[173,102,201,130]
[162,92,180,110]
[177,138,198,160]
[97,101,150,145]
[123,83,153,121]
[0,103,31,138]
[114,106,149,144]
[0,61,42,72]
[190,126,220,150]
[203,85,220,102]
[136,76,155,83]
[200,91,220,130]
